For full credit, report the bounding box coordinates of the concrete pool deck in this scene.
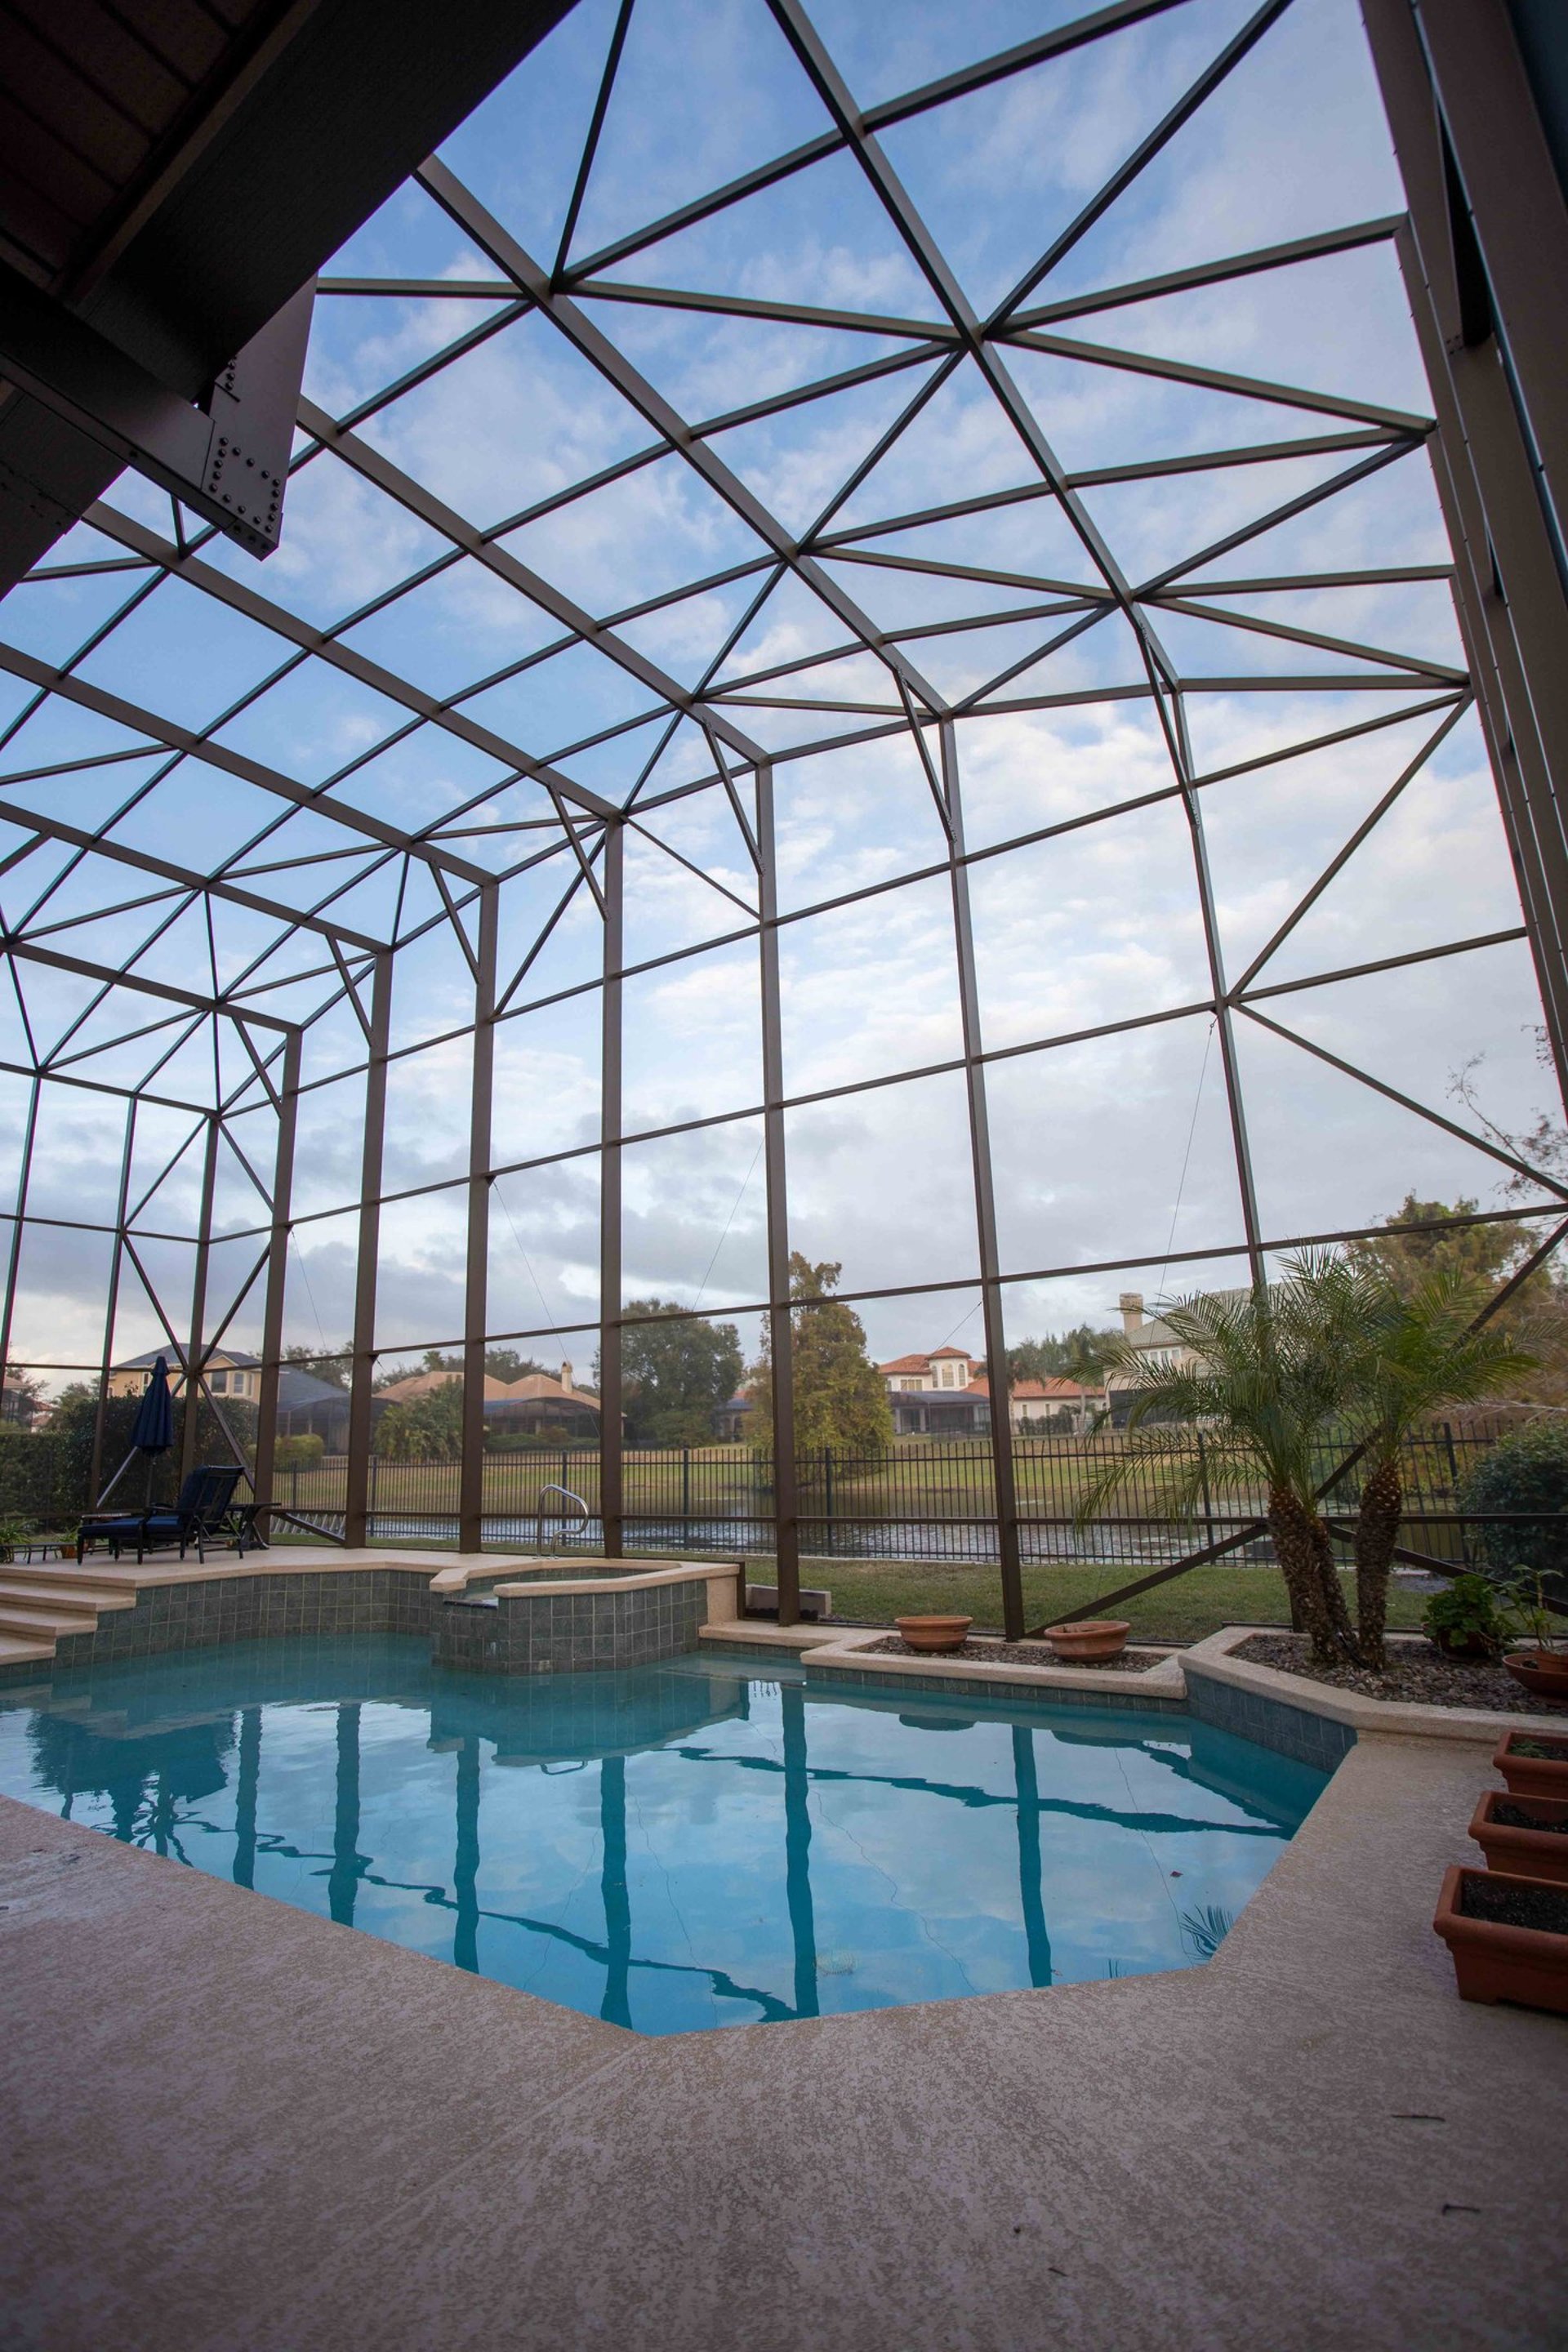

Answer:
[2,1716,1564,2350]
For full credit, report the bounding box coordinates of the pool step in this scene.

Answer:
[1,1561,136,1596]
[0,1601,100,1642]
[0,1566,133,1656]
[0,1577,131,1612]
[0,1633,53,1669]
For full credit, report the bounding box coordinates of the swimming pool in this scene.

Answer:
[0,1637,1327,2034]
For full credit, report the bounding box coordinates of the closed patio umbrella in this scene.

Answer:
[131,1356,175,1505]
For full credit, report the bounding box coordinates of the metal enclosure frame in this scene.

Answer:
[1,0,1566,1638]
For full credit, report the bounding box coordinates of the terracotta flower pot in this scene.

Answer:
[1432,1864,1568,2013]
[1503,1650,1568,1704]
[1044,1619,1131,1663]
[1494,1729,1568,1800]
[895,1614,972,1654]
[1469,1789,1568,1886]
[1428,1628,1498,1661]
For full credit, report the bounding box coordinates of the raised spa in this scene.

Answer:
[0,1634,1328,2034]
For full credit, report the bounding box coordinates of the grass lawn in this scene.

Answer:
[808,1558,1430,1645]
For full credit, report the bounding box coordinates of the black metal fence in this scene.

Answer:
[255,1420,1530,1569]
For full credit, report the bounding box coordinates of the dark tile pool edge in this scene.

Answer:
[49,1570,439,1671]
[25,1566,715,1682]
[802,1657,1185,1714]
[1183,1664,1356,1770]
[0,1655,51,1690]
[800,1653,1357,1766]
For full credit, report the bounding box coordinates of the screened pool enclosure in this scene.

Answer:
[2,0,1566,1635]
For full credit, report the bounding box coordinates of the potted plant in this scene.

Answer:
[1494,1729,1568,1798]
[1420,1572,1506,1660]
[894,1615,972,1654]
[1432,1864,1568,2012]
[1499,1571,1568,1703]
[1044,1619,1130,1663]
[1469,1789,1568,1884]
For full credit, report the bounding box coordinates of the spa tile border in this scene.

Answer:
[434,1573,709,1677]
[25,1556,741,1681]
[50,1568,438,1668]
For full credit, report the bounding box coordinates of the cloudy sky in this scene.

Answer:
[0,0,1558,1390]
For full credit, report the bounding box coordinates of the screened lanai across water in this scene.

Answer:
[2,0,1565,1632]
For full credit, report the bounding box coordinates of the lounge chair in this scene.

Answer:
[78,1463,248,1565]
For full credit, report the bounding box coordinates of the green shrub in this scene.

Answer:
[274,1433,324,1470]
[1460,1420,1568,1592]
[1421,1571,1507,1657]
[0,1512,33,1561]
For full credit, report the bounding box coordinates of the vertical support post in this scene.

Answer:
[178,1109,220,1487]
[345,954,393,1548]
[599,824,625,1557]
[1170,679,1265,1290]
[941,722,1026,1640]
[0,1076,39,1427]
[1398,210,1568,1098]
[1361,0,1568,1117]
[755,760,800,1623]
[90,1095,137,1508]
[460,885,499,1555]
[252,1028,301,1539]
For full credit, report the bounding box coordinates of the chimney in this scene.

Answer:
[559,1360,573,1393]
[1119,1292,1145,1338]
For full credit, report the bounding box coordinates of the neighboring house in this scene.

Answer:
[1112,1290,1252,1380]
[107,1345,263,1401]
[375,1361,605,1441]
[112,1345,350,1441]
[275,1367,353,1450]
[879,1350,1103,1437]
[715,1387,754,1442]
[1106,1290,1254,1419]
[485,1362,604,1439]
[880,1348,990,1436]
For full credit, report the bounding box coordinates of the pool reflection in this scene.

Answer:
[0,1637,1327,2034]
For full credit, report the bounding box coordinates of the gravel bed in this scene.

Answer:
[1235,1634,1568,1713]
[862,1636,1165,1673]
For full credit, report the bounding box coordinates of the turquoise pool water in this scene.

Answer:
[0,1638,1326,2034]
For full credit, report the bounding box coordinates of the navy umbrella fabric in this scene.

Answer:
[131,1356,175,1503]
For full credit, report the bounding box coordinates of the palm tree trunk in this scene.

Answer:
[1267,1486,1338,1663]
[1354,1455,1403,1673]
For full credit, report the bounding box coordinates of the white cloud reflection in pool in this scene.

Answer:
[0,1637,1326,2034]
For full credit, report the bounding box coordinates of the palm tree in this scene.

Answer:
[1078,1255,1536,1673]
[1330,1263,1534,1670]
[1078,1258,1369,1664]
